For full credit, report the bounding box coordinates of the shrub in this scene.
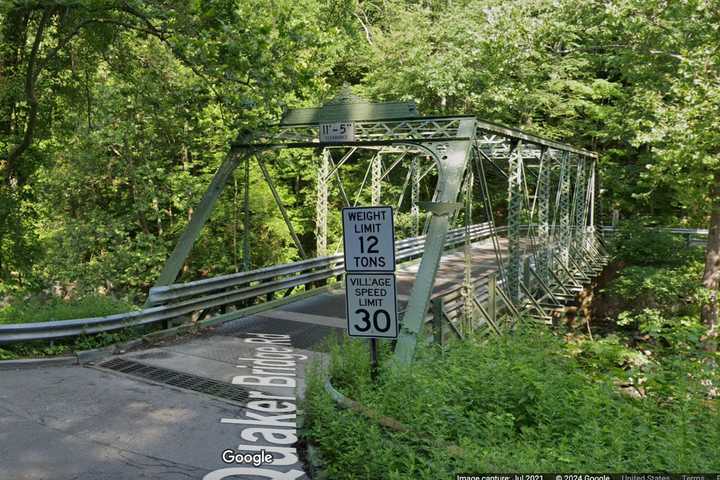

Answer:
[0,294,136,325]
[609,222,698,266]
[304,326,720,477]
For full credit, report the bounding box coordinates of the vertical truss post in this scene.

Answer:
[507,140,523,304]
[558,152,572,270]
[411,156,420,236]
[243,153,251,271]
[588,159,597,251]
[394,119,476,366]
[371,152,382,206]
[462,168,474,332]
[536,148,551,285]
[316,149,329,257]
[488,272,497,325]
[574,157,587,252]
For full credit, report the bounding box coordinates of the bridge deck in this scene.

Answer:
[212,236,511,348]
[0,236,533,480]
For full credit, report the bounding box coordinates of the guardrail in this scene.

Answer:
[0,222,502,344]
[601,225,708,247]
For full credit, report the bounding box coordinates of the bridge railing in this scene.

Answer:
[601,225,708,247]
[0,222,502,344]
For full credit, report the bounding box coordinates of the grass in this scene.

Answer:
[303,325,719,478]
[0,295,136,324]
[0,294,141,360]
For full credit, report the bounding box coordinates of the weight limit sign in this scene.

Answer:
[342,206,395,273]
[345,273,398,338]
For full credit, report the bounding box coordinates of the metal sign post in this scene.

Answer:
[342,206,398,379]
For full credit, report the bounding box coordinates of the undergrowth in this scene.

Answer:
[0,327,148,360]
[0,295,141,359]
[0,295,136,325]
[304,326,719,478]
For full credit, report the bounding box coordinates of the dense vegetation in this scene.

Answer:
[303,222,720,475]
[1,1,719,316]
[2,0,719,472]
[304,230,719,475]
[304,325,719,477]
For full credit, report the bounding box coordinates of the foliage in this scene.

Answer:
[304,326,720,477]
[593,249,719,401]
[0,1,718,320]
[608,260,706,313]
[0,326,145,360]
[609,222,698,266]
[0,294,135,324]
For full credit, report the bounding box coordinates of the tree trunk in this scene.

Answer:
[701,170,720,350]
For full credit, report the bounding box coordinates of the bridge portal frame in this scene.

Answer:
[151,90,598,365]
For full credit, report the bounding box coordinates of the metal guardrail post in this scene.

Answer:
[488,272,497,325]
[431,298,444,346]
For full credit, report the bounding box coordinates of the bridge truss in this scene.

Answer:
[151,89,607,365]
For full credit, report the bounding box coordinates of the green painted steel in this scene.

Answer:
[506,140,523,304]
[372,152,382,206]
[393,118,476,365]
[280,87,419,126]
[411,156,420,236]
[574,157,588,251]
[152,148,249,289]
[536,148,551,284]
[558,152,572,271]
[256,154,308,259]
[316,149,329,257]
[150,89,604,365]
[462,168,474,333]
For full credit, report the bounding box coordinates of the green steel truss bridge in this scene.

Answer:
[0,90,615,365]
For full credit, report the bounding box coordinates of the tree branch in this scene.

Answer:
[5,8,52,184]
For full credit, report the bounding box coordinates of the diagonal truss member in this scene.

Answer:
[149,89,598,365]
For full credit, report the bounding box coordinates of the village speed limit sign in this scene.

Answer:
[345,273,398,338]
[342,206,395,273]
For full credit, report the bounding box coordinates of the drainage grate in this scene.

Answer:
[98,357,249,403]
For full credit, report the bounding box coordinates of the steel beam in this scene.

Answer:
[536,148,551,285]
[316,149,329,257]
[152,147,251,289]
[558,152,572,269]
[411,156,420,236]
[574,157,587,251]
[462,168,474,333]
[256,154,308,259]
[394,118,476,366]
[506,140,523,304]
[371,152,382,205]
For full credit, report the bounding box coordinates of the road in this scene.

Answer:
[0,237,509,480]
